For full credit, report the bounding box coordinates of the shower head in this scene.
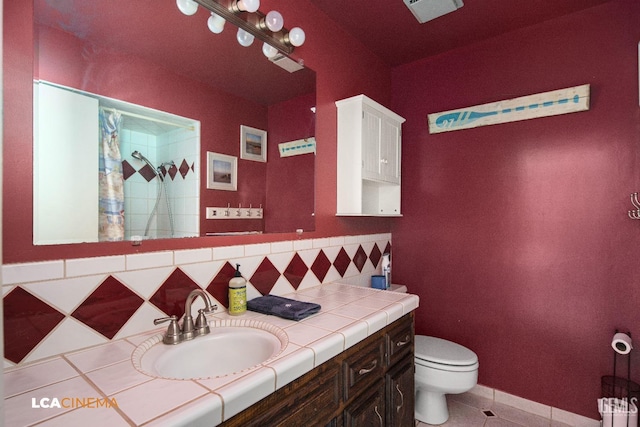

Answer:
[131,151,159,176]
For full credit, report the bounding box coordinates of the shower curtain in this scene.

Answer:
[98,108,125,241]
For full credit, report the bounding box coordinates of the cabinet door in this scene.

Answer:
[386,358,415,427]
[361,104,383,182]
[379,116,401,184]
[343,379,386,427]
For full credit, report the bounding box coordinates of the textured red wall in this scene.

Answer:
[4,0,393,263]
[392,0,640,418]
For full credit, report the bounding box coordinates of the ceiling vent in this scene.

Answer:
[403,0,464,24]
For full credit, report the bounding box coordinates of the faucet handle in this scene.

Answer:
[194,309,211,336]
[153,315,182,345]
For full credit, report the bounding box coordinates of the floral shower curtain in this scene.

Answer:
[98,108,125,241]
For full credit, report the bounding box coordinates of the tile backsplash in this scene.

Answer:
[2,233,391,367]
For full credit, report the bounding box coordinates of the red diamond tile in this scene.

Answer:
[72,276,143,339]
[384,242,392,255]
[333,248,351,277]
[311,250,331,282]
[122,160,136,181]
[179,159,190,179]
[150,268,199,317]
[191,162,195,172]
[251,258,281,295]
[284,253,308,289]
[168,164,178,180]
[206,262,237,309]
[138,164,157,182]
[369,244,382,268]
[4,287,65,364]
[353,245,368,272]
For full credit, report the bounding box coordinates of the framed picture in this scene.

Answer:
[240,125,267,162]
[206,152,237,191]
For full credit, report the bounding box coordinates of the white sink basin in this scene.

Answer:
[133,319,288,380]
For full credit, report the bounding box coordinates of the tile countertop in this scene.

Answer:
[4,283,419,427]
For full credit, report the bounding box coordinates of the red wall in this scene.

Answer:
[4,0,393,263]
[392,0,640,418]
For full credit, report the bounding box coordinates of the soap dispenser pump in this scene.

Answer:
[228,264,247,316]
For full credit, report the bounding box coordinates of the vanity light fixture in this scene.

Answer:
[176,0,305,60]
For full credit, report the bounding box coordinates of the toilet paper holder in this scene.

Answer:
[602,330,640,414]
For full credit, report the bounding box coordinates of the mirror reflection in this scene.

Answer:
[33,0,316,245]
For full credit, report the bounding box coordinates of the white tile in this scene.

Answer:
[301,312,357,332]
[383,302,405,324]
[339,321,369,349]
[312,237,330,248]
[293,238,313,251]
[363,310,388,334]
[217,367,276,421]
[179,260,224,288]
[37,406,130,427]
[114,302,166,339]
[65,340,135,373]
[174,248,212,265]
[4,357,78,398]
[2,260,64,285]
[5,376,99,426]
[268,347,315,389]
[329,236,345,247]
[551,407,600,427]
[308,333,345,366]
[284,323,332,347]
[126,251,174,270]
[113,378,208,425]
[329,303,379,320]
[65,256,125,277]
[24,318,108,364]
[244,243,271,257]
[270,240,293,253]
[86,360,153,396]
[113,267,174,298]
[212,245,244,260]
[145,394,223,427]
[23,275,104,313]
[469,384,495,400]
[495,389,552,419]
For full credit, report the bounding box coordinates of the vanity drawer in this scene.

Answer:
[386,314,414,367]
[342,335,385,401]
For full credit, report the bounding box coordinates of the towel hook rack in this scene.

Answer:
[628,193,640,219]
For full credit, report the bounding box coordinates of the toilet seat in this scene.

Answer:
[415,336,479,371]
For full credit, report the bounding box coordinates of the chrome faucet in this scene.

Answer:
[154,289,217,345]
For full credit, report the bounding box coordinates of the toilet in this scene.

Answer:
[414,336,479,425]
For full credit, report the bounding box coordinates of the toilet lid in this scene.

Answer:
[415,336,478,366]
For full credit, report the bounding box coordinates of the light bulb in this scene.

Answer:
[207,13,225,34]
[236,28,255,47]
[176,0,198,16]
[262,43,278,59]
[236,0,260,13]
[265,11,284,32]
[287,27,306,47]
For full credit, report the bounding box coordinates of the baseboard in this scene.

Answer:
[469,384,600,427]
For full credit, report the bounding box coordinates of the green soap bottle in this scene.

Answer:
[228,264,247,316]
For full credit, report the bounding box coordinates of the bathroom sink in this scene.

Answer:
[133,319,288,380]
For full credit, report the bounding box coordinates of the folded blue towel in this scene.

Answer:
[247,295,321,321]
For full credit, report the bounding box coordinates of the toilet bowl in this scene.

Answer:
[415,336,479,425]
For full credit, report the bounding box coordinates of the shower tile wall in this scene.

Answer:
[120,126,199,240]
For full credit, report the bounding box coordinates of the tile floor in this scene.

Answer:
[416,392,574,427]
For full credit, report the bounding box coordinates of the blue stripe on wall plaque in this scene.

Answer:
[278,137,316,157]
[427,84,590,134]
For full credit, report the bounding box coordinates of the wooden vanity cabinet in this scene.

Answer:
[220,312,414,427]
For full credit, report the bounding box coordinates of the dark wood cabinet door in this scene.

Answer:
[343,379,386,427]
[386,357,415,427]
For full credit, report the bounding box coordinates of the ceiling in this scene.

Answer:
[34,0,615,106]
[310,0,615,67]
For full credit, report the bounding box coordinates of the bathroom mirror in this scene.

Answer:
[33,0,316,245]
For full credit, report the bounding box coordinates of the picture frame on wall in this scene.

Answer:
[240,125,267,162]
[206,152,237,191]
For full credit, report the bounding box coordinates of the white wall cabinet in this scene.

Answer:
[336,94,405,216]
